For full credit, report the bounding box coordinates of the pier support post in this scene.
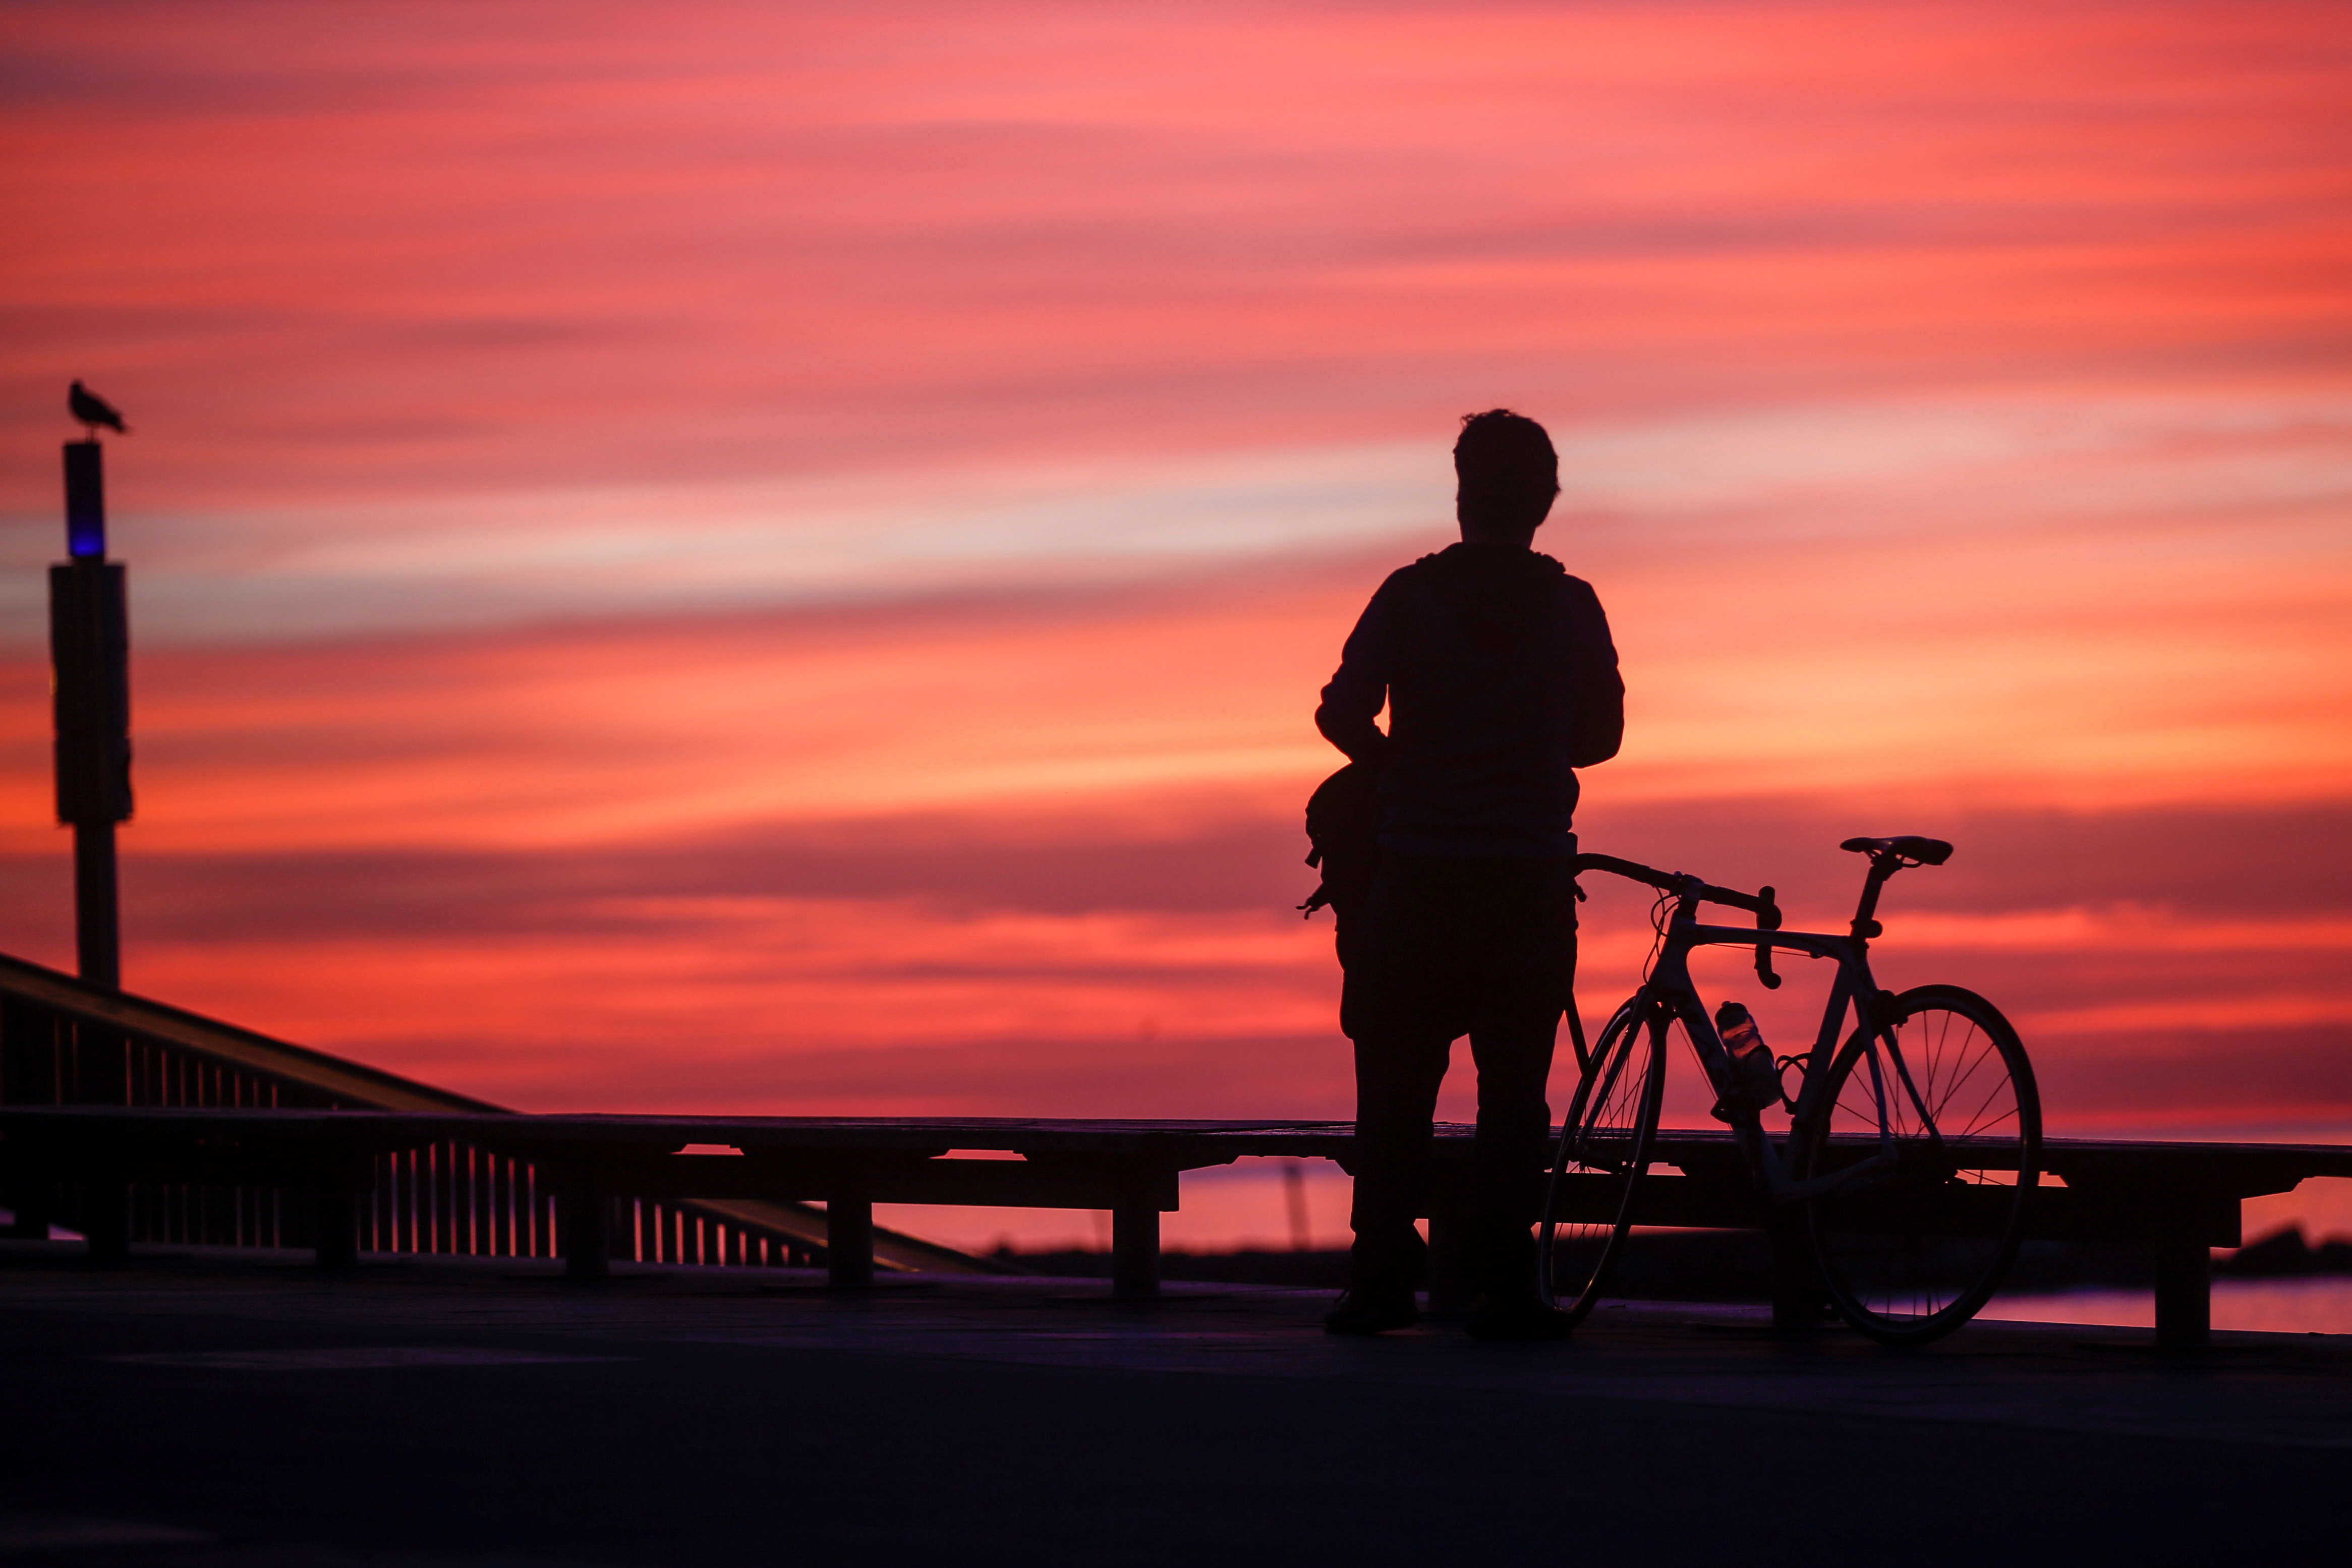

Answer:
[559,1190,610,1279]
[1424,1193,1473,1312]
[2152,1234,2211,1350]
[1112,1203,1160,1299]
[81,1179,129,1264]
[1768,1212,1823,1332]
[2,1182,51,1240]
[827,1197,874,1287]
[312,1186,359,1269]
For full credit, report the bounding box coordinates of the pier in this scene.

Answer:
[3,1240,2348,1564]
[6,950,2351,1349]
[4,925,2350,1563]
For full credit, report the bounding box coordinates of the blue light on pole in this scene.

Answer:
[65,440,106,559]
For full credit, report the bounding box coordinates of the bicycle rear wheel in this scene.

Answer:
[1799,984,2040,1345]
[1538,999,1665,1322]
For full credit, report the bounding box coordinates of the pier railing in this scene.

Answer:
[0,950,994,1276]
[7,948,2349,1346]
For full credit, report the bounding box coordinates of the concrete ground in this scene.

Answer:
[3,1241,2346,1567]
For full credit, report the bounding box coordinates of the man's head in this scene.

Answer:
[1453,409,1559,544]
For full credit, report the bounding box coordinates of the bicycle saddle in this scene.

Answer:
[1839,834,1953,866]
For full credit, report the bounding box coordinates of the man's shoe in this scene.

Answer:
[1323,1291,1420,1335]
[1464,1301,1578,1342]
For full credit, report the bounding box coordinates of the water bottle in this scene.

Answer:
[1713,1001,1782,1116]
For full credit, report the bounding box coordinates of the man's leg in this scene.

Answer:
[1465,996,1562,1305]
[1464,857,1578,1319]
[1348,1022,1452,1298]
[1338,853,1460,1318]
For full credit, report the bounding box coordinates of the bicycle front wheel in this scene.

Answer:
[1538,999,1665,1322]
[1799,984,2040,1345]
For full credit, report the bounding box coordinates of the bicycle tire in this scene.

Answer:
[1798,984,2040,1345]
[1538,998,1665,1322]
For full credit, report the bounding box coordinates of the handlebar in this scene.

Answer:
[1571,852,1785,989]
[1571,853,1776,920]
[1570,851,1675,892]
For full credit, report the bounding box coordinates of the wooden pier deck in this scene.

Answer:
[10,1103,2349,1346]
[2,1240,2345,1566]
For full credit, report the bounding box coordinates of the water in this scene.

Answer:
[1987,1276,2352,1334]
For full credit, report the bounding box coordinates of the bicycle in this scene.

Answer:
[1541,835,2040,1345]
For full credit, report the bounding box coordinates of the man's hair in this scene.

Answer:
[1453,410,1560,506]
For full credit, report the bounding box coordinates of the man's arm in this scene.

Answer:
[1315,577,1399,764]
[1564,577,1624,769]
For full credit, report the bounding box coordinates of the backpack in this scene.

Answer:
[1299,760,1383,925]
[1301,760,1383,1040]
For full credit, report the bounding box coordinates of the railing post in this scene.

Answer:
[827,1196,874,1287]
[1112,1203,1160,1299]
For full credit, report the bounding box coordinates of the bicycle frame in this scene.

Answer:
[1590,858,1946,1208]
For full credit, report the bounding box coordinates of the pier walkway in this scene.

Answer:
[10,1103,2352,1347]
[2,1241,2345,1566]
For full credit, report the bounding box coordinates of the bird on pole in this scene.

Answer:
[69,382,128,436]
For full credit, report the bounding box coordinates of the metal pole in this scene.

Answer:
[52,439,132,991]
[72,822,119,992]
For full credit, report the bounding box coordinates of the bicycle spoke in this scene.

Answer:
[1805,986,2039,1345]
[1540,1002,1666,1320]
[1926,1027,1994,1126]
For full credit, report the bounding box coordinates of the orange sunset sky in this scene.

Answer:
[3,1,2347,1249]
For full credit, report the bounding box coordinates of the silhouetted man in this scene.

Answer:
[1315,410,1623,1339]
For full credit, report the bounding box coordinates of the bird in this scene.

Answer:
[69,381,128,436]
